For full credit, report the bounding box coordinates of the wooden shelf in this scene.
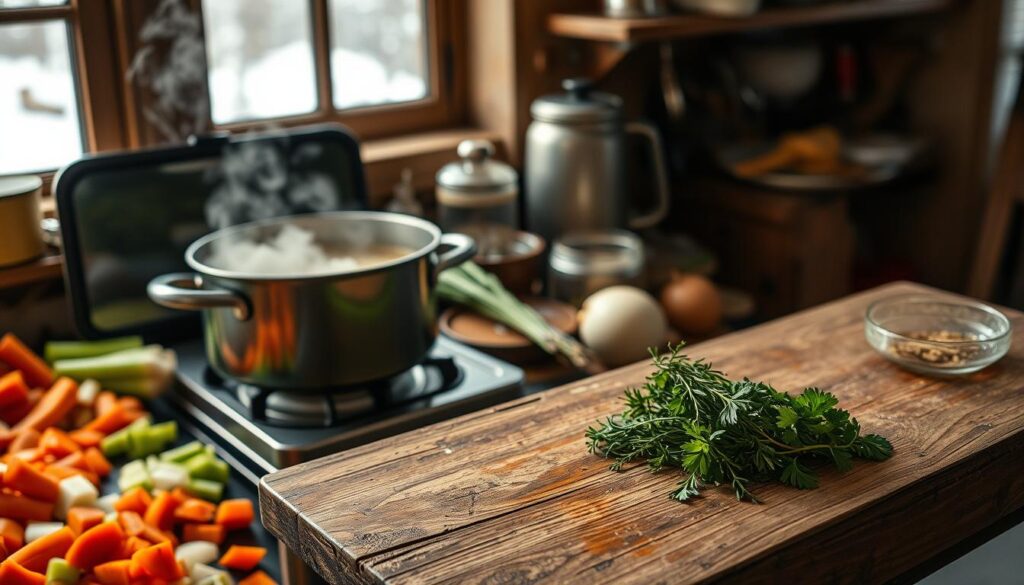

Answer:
[0,251,63,290]
[548,0,951,43]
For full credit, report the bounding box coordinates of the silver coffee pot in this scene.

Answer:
[524,78,670,242]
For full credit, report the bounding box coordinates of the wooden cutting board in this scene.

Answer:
[260,282,1024,584]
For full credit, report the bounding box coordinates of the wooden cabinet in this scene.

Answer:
[682,178,854,317]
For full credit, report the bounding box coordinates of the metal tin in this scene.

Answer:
[0,176,45,267]
[548,230,645,306]
[147,211,476,388]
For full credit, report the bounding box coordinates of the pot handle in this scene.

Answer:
[625,121,671,230]
[435,233,477,274]
[147,273,251,321]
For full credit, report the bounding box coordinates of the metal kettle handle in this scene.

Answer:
[147,273,251,321]
[435,233,477,274]
[625,121,671,230]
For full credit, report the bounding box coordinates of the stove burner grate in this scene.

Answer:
[214,357,464,428]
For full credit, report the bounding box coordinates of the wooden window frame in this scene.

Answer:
[0,0,126,176]
[215,0,467,140]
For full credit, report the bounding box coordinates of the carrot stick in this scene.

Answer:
[13,377,78,432]
[68,428,103,448]
[6,525,74,572]
[83,404,142,435]
[0,389,41,427]
[83,447,112,477]
[0,560,45,585]
[219,545,267,571]
[66,520,124,571]
[0,517,24,551]
[38,427,80,458]
[0,371,29,410]
[0,492,53,522]
[0,334,53,389]
[4,457,59,502]
[8,428,40,453]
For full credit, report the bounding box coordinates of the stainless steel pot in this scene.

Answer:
[147,211,475,389]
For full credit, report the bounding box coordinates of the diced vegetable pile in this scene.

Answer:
[0,333,276,585]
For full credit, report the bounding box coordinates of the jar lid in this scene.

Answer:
[436,139,518,194]
[0,175,42,200]
[530,78,623,124]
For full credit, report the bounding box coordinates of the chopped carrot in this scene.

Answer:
[93,559,132,585]
[8,448,43,463]
[131,541,184,580]
[67,506,106,535]
[0,371,29,409]
[117,396,143,412]
[54,450,90,471]
[0,492,54,522]
[140,524,177,548]
[4,458,59,501]
[114,487,152,515]
[0,334,53,389]
[240,570,280,585]
[0,560,45,585]
[43,463,99,487]
[219,545,267,571]
[119,535,151,558]
[0,517,24,551]
[181,523,225,545]
[82,447,112,477]
[13,377,77,433]
[66,520,125,571]
[83,404,141,436]
[38,427,79,458]
[68,428,104,448]
[215,498,255,530]
[117,510,145,537]
[7,428,39,454]
[6,525,74,572]
[174,498,216,523]
[144,491,182,532]
[0,389,40,427]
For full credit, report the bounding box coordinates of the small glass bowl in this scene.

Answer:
[865,295,1012,376]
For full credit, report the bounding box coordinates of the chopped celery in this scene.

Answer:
[44,336,143,363]
[160,441,205,463]
[126,421,176,459]
[101,417,150,457]
[184,453,229,484]
[186,478,224,502]
[45,558,80,584]
[150,461,189,491]
[149,421,177,444]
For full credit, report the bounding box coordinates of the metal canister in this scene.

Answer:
[548,230,645,306]
[0,176,45,267]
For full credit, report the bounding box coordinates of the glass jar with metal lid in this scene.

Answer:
[548,230,646,307]
[436,139,519,257]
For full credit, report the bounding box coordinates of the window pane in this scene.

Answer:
[0,20,82,174]
[0,1,67,7]
[202,0,317,124]
[328,0,429,110]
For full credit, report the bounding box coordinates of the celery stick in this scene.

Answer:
[53,346,166,380]
[44,336,143,364]
[160,441,205,463]
[186,478,224,502]
[45,558,80,584]
[149,421,177,445]
[101,417,150,457]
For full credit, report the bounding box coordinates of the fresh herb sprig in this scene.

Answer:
[585,345,892,502]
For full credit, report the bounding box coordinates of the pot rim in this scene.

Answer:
[185,210,442,282]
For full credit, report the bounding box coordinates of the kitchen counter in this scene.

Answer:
[259,282,1024,584]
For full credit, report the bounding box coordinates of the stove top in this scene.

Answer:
[169,337,524,482]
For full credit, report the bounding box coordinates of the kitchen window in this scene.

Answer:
[203,0,463,139]
[0,0,462,177]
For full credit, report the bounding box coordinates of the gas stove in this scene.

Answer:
[167,337,524,485]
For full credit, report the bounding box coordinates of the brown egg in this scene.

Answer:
[660,273,722,334]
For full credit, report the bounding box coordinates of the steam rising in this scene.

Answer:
[208,224,357,275]
[128,0,209,143]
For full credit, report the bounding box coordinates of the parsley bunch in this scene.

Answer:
[586,345,893,502]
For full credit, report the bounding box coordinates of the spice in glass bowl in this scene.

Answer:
[890,330,982,366]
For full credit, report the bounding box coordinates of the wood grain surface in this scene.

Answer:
[260,282,1024,584]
